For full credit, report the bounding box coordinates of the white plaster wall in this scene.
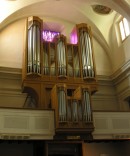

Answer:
[109,19,130,73]
[93,38,112,76]
[0,19,26,68]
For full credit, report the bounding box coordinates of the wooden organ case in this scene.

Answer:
[22,16,98,140]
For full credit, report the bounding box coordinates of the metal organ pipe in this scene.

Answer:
[28,27,33,73]
[79,28,94,78]
[32,25,37,73]
[82,90,92,122]
[57,39,66,76]
[27,23,41,74]
[43,43,49,75]
[72,100,78,122]
[58,89,67,122]
[36,26,40,74]
[88,34,94,77]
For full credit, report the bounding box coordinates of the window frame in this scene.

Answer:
[118,17,130,42]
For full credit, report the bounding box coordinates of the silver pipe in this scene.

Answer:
[64,91,66,121]
[86,32,91,77]
[86,91,89,121]
[28,28,32,73]
[57,41,60,74]
[61,90,63,121]
[62,90,64,121]
[58,91,60,121]
[84,91,88,121]
[63,42,66,75]
[60,41,63,75]
[84,32,88,77]
[86,91,91,121]
[58,90,61,121]
[83,31,87,68]
[88,34,94,77]
[86,33,92,77]
[74,100,78,121]
[32,25,37,73]
[36,26,40,74]
[57,40,66,76]
[83,91,86,121]
[80,31,85,67]
[60,90,62,121]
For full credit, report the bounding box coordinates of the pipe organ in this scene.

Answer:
[22,16,98,140]
[27,16,42,75]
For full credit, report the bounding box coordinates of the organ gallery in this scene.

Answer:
[22,16,98,140]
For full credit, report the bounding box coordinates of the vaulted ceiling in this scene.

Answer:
[0,0,130,73]
[1,0,130,43]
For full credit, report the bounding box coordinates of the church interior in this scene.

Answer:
[0,0,130,156]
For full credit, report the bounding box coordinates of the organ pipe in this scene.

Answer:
[43,43,49,75]
[56,35,66,77]
[82,90,92,122]
[72,100,78,122]
[27,17,42,75]
[58,87,67,122]
[79,27,95,78]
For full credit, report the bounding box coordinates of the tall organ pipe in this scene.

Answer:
[58,89,67,122]
[28,27,33,73]
[72,100,78,122]
[32,25,37,73]
[36,26,40,73]
[79,28,94,78]
[57,39,66,76]
[43,43,49,75]
[27,24,41,74]
[83,90,92,122]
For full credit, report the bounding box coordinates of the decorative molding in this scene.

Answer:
[111,60,130,85]
[0,67,22,79]
[92,5,113,15]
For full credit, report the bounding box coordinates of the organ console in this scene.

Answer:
[22,16,98,140]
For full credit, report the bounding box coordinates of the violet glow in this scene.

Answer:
[70,33,78,44]
[43,30,60,42]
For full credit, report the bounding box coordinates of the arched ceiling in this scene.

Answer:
[0,0,130,64]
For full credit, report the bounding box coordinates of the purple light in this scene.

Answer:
[70,33,78,44]
[43,30,60,42]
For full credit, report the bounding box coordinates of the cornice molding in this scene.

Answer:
[0,62,130,86]
[0,66,22,79]
[111,60,130,85]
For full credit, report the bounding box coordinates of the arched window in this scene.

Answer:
[119,17,130,41]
